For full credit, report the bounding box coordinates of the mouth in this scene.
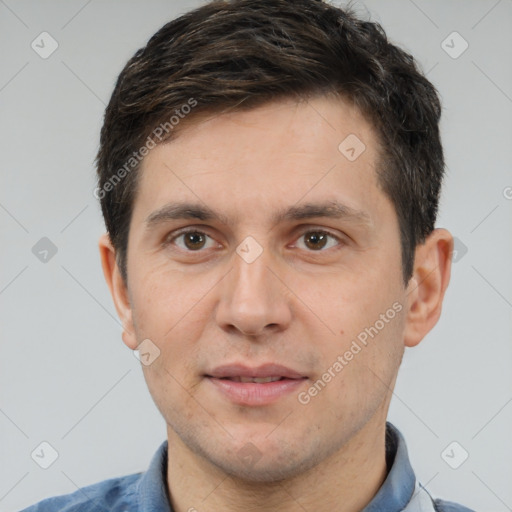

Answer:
[205,363,308,406]
[206,362,307,380]
[216,376,292,383]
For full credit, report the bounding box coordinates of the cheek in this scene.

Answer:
[294,263,402,332]
[315,313,405,426]
[141,359,203,436]
[296,261,406,383]
[128,272,214,393]
[129,264,214,338]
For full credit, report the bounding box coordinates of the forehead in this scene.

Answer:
[133,95,385,227]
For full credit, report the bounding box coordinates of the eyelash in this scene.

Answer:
[165,227,344,253]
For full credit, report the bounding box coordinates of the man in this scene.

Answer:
[22,0,476,510]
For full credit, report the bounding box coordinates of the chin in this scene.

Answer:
[213,452,320,483]
[200,434,326,484]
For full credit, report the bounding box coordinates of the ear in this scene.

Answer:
[98,233,138,350]
[403,228,453,348]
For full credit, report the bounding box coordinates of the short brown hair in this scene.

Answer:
[96,0,444,284]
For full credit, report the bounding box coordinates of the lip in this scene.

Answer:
[205,363,308,406]
[206,363,306,380]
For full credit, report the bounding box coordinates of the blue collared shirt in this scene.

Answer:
[20,423,475,511]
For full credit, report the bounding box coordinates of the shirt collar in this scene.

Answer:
[138,422,415,512]
[362,422,416,511]
[137,440,173,512]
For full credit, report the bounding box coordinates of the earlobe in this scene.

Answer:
[403,228,453,348]
[98,233,138,350]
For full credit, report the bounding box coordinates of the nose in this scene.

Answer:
[215,245,292,338]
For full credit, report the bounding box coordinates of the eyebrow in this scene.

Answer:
[145,200,372,229]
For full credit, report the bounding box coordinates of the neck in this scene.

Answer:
[166,416,389,512]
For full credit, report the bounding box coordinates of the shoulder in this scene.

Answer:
[19,472,142,512]
[434,498,477,512]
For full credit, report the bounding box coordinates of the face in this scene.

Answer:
[115,95,411,481]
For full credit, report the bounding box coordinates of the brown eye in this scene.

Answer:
[304,232,328,250]
[171,230,216,251]
[183,232,206,250]
[296,230,340,251]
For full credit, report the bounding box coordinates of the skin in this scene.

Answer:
[100,94,453,512]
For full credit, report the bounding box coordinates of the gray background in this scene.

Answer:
[1,0,511,511]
